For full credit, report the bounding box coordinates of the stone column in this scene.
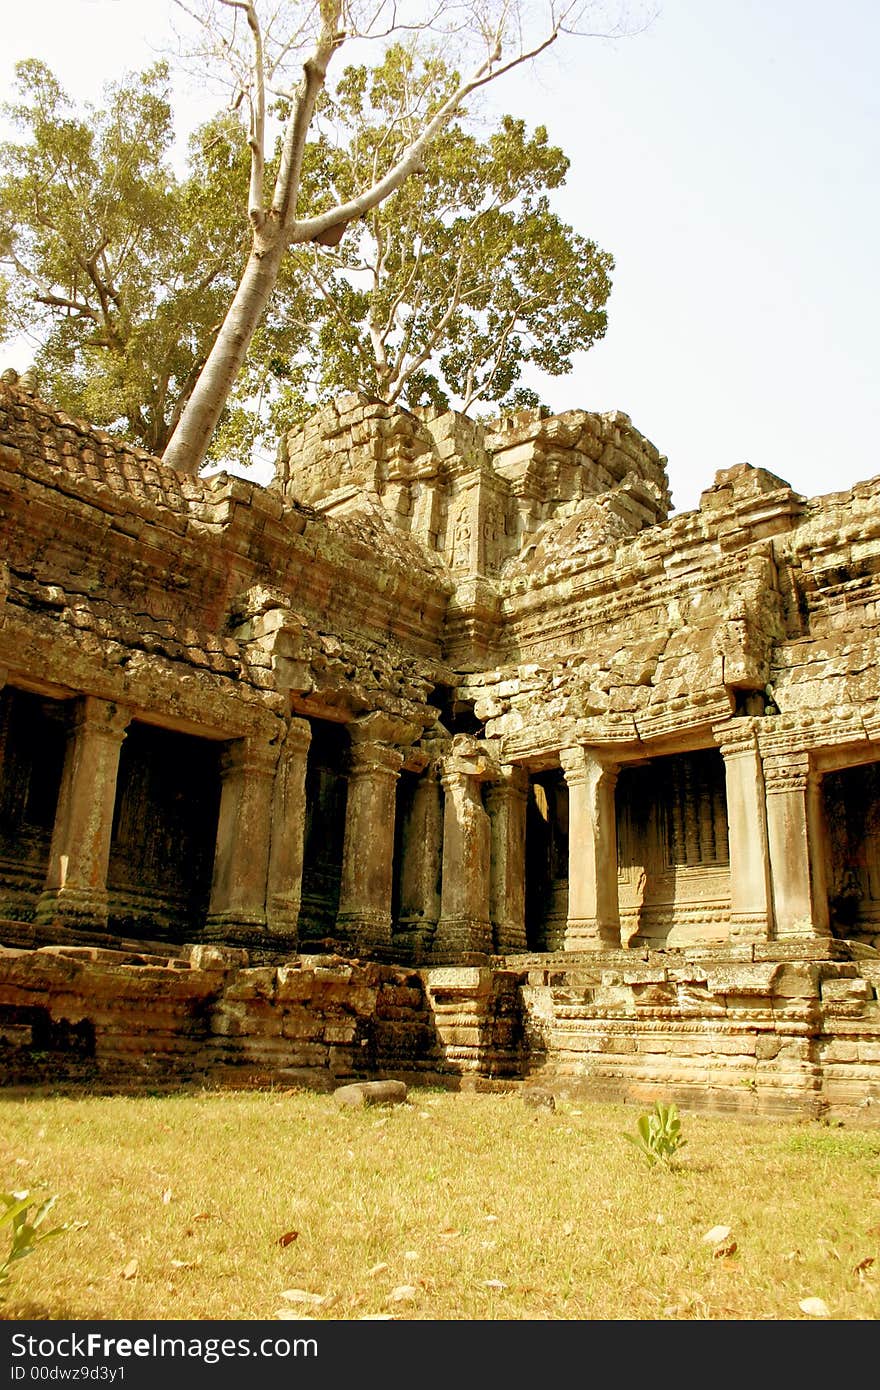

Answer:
[762,748,831,938]
[716,723,774,942]
[206,734,279,941]
[36,696,131,931]
[396,761,443,952]
[435,738,494,956]
[336,735,405,955]
[560,746,620,951]
[486,764,528,954]
[265,717,311,946]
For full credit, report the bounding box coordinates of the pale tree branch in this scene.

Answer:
[270,2,344,235]
[462,308,520,408]
[221,1,268,225]
[299,249,359,336]
[288,18,564,246]
[385,241,469,401]
[161,0,624,473]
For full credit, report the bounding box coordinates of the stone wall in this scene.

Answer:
[1,942,877,1125]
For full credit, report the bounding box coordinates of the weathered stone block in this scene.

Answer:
[333,1080,408,1108]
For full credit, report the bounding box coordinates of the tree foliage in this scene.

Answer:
[0,60,252,455]
[294,45,612,415]
[158,0,617,474]
[1,4,624,471]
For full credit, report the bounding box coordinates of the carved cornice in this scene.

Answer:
[73,696,131,742]
[761,749,811,793]
[712,717,763,758]
[559,745,619,788]
[484,763,529,809]
[220,734,281,780]
[348,740,405,780]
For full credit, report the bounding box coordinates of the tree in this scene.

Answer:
[0,61,255,455]
[290,45,613,415]
[160,0,625,475]
[0,50,609,467]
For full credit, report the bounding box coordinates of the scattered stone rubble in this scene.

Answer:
[1,378,879,1122]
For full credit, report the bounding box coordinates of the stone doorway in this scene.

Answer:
[525,768,569,951]
[298,718,349,945]
[0,686,69,921]
[392,767,442,959]
[823,761,880,940]
[107,721,221,941]
[617,748,731,946]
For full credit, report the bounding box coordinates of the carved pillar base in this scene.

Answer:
[35,887,116,931]
[336,907,395,954]
[431,915,494,956]
[728,912,775,944]
[563,917,622,951]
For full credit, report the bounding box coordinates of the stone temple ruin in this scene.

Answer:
[1,375,879,1121]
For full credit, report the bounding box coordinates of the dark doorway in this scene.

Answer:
[298,719,349,945]
[525,768,569,951]
[823,761,880,938]
[107,721,221,940]
[616,748,730,946]
[0,687,69,919]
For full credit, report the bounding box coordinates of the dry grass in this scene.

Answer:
[2,1087,879,1321]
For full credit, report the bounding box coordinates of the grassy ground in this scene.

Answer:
[1,1086,879,1321]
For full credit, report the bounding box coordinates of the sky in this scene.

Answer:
[1,0,878,514]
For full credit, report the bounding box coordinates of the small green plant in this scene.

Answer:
[623,1101,687,1169]
[0,1190,70,1297]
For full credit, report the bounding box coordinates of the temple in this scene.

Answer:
[1,376,878,1120]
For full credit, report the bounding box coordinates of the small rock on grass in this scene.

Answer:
[522,1087,556,1111]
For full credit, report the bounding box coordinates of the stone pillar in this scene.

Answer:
[265,717,311,945]
[36,696,130,931]
[486,764,528,954]
[435,739,494,956]
[716,723,773,942]
[762,749,831,939]
[206,734,279,941]
[335,714,420,956]
[396,761,443,952]
[336,736,405,955]
[560,746,620,951]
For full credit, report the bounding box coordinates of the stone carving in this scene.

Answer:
[1,376,880,1120]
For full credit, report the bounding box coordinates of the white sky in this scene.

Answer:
[1,0,878,513]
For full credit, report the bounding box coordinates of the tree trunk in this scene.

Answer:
[161,234,285,475]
